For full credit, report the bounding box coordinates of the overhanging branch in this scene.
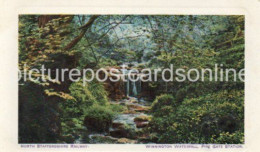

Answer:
[64,15,99,51]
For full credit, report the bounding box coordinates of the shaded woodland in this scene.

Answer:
[19,15,244,144]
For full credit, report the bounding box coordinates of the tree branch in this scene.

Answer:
[64,15,99,51]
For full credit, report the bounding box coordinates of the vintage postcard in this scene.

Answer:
[0,0,259,152]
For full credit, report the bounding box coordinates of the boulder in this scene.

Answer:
[110,129,128,138]
[109,127,137,139]
[126,104,150,112]
[127,104,142,109]
[120,102,126,106]
[90,135,118,144]
[135,121,149,128]
[117,138,137,144]
[129,98,138,103]
[84,116,111,132]
[112,122,125,129]
[133,106,150,113]
[122,110,137,114]
[134,115,151,122]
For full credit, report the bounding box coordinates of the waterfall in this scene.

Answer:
[132,81,137,96]
[127,78,130,96]
[123,67,142,97]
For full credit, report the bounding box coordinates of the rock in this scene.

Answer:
[126,104,141,109]
[130,100,138,104]
[110,129,128,138]
[109,127,137,139]
[90,135,118,143]
[129,98,138,103]
[120,102,126,106]
[117,138,137,144]
[138,133,159,143]
[112,122,125,129]
[122,110,136,114]
[133,106,150,113]
[84,116,111,132]
[125,103,151,113]
[104,74,125,100]
[134,115,151,122]
[138,136,149,142]
[135,121,149,128]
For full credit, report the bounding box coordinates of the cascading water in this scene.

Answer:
[125,75,141,97]
[127,78,130,97]
[74,64,150,144]
[125,77,141,97]
[132,81,137,96]
[121,63,142,97]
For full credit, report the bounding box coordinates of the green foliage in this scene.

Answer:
[59,80,110,140]
[87,80,109,105]
[149,90,244,143]
[151,94,177,114]
[84,105,116,132]
[19,15,244,144]
[147,16,244,144]
[212,131,244,144]
[109,104,126,113]
[68,80,108,107]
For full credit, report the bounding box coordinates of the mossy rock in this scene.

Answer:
[90,135,118,144]
[134,115,152,122]
[84,105,115,132]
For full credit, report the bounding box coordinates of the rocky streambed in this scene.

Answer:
[75,97,153,144]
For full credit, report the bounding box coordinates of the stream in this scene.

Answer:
[74,96,152,144]
[74,64,152,144]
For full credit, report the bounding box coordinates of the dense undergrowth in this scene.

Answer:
[19,15,244,143]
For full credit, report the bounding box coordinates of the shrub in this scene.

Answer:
[84,105,115,132]
[69,81,97,107]
[87,80,109,105]
[151,94,176,114]
[69,80,109,107]
[109,104,126,113]
[212,131,244,144]
[149,90,244,143]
